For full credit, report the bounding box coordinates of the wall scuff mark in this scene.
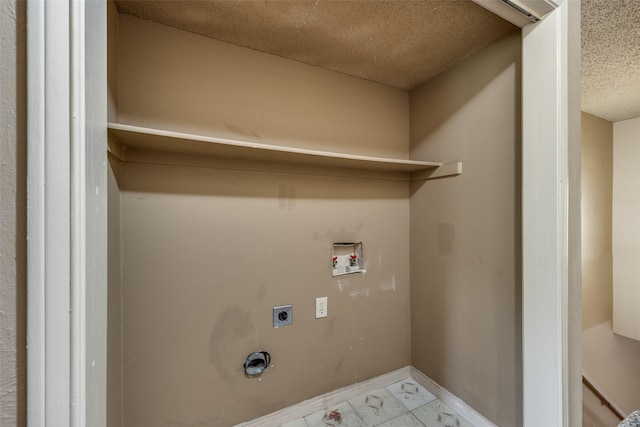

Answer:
[209,305,255,381]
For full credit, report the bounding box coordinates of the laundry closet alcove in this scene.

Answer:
[105,3,522,426]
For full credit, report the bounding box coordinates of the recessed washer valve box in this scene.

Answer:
[332,242,363,277]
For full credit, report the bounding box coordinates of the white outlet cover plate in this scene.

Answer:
[316,297,328,318]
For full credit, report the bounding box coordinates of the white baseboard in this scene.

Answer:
[234,366,411,427]
[235,366,497,427]
[409,366,497,427]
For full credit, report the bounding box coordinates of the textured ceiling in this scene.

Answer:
[114,0,517,90]
[582,0,640,122]
[115,0,640,122]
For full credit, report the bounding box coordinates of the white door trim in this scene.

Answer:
[27,0,108,425]
[521,1,581,426]
[26,1,580,425]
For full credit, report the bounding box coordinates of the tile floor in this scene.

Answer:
[281,378,474,427]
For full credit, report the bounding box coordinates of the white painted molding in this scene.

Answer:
[27,1,72,425]
[472,0,558,28]
[234,367,411,427]
[472,0,536,27]
[26,0,48,424]
[521,1,581,426]
[409,367,497,427]
[522,6,564,424]
[27,0,107,425]
[77,1,108,426]
[515,0,557,18]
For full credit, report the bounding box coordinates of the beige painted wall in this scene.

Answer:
[117,14,409,159]
[613,116,640,341]
[0,0,27,425]
[119,156,411,426]
[582,112,640,416]
[583,322,640,417]
[409,32,522,427]
[113,14,413,427]
[582,112,613,330]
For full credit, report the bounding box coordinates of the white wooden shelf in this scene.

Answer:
[107,123,445,173]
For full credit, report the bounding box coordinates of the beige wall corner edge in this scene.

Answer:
[410,367,497,427]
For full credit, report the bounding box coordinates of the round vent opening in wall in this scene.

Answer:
[243,351,271,377]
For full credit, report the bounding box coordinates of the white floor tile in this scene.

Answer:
[304,401,366,427]
[386,380,437,411]
[254,377,483,427]
[376,412,426,427]
[412,400,474,427]
[348,388,408,426]
[281,419,309,427]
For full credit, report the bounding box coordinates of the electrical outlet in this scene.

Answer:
[273,304,292,328]
[316,297,328,318]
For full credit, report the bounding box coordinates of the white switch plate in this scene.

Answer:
[316,297,328,318]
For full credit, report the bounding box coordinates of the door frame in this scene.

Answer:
[520,1,582,426]
[25,0,581,425]
[26,0,107,426]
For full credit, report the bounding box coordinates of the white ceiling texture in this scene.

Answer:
[582,0,640,123]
